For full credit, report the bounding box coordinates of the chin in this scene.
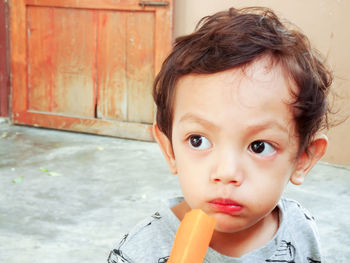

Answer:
[213,213,256,234]
[214,220,245,234]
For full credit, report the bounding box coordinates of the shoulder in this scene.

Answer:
[108,211,176,263]
[275,197,322,262]
[279,197,319,233]
[280,197,316,221]
[279,197,320,238]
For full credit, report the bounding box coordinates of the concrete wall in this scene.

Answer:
[173,0,350,166]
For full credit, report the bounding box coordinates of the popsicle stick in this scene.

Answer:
[168,209,216,263]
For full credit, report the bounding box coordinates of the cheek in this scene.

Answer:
[176,155,209,204]
[177,163,204,190]
[245,161,292,197]
[178,174,202,208]
[255,182,284,203]
[173,142,207,177]
[245,179,284,218]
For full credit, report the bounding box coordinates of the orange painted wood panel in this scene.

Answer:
[126,11,155,124]
[25,0,158,12]
[51,8,96,117]
[27,6,97,117]
[15,111,153,141]
[16,112,153,141]
[10,0,27,114]
[11,0,173,141]
[27,6,54,112]
[52,7,96,117]
[0,0,9,116]
[155,6,173,74]
[97,11,127,121]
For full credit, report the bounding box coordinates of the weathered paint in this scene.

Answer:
[27,6,54,112]
[27,6,97,116]
[16,111,154,141]
[97,11,128,121]
[10,0,27,115]
[126,11,155,124]
[0,1,10,116]
[51,8,96,117]
[0,0,9,117]
[11,0,172,141]
[25,0,159,11]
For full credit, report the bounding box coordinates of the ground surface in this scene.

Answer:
[0,122,349,262]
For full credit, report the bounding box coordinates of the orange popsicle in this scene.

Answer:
[168,209,216,263]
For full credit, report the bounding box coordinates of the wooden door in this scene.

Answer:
[0,0,9,117]
[10,0,172,141]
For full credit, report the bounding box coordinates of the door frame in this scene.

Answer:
[0,0,9,117]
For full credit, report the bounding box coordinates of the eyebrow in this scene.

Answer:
[245,120,289,135]
[179,113,289,134]
[179,113,218,130]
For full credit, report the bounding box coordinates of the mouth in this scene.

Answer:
[209,198,243,214]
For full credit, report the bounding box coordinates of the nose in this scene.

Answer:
[210,150,243,186]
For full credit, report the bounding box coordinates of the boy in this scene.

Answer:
[108,7,332,263]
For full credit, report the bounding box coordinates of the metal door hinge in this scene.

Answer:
[139,1,169,8]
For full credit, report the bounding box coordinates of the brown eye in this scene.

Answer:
[249,141,276,156]
[190,136,202,147]
[250,141,265,153]
[188,135,211,150]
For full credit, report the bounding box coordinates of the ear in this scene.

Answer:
[290,134,328,185]
[153,123,177,174]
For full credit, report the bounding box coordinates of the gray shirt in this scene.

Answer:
[108,197,322,263]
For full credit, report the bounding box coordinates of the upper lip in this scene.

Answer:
[209,198,242,206]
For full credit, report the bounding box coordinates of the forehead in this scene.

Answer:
[174,56,297,107]
[172,56,297,131]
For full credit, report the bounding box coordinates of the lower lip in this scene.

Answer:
[209,202,243,214]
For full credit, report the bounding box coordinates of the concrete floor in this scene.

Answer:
[0,121,349,263]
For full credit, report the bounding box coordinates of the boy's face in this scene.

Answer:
[155,56,326,234]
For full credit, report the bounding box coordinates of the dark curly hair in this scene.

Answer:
[153,7,332,155]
